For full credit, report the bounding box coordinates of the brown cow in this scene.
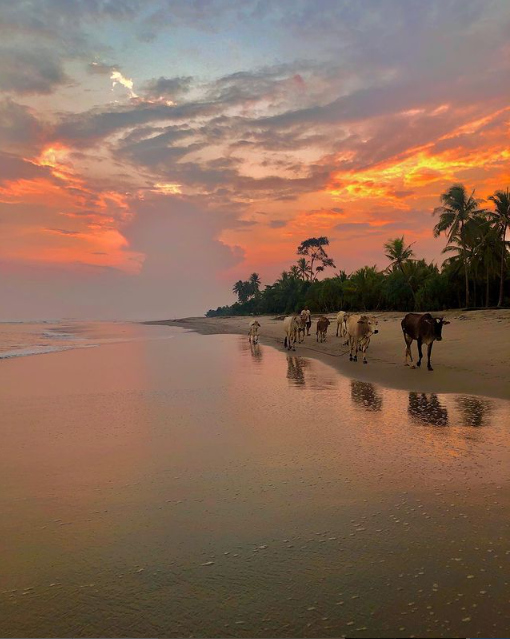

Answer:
[401,313,450,371]
[316,316,330,343]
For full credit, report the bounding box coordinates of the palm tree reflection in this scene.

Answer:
[350,380,383,412]
[408,392,448,426]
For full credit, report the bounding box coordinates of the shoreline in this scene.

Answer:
[146,310,510,401]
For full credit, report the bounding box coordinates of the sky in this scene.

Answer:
[0,0,509,319]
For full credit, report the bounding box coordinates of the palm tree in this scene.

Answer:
[433,184,485,307]
[232,280,244,301]
[232,280,250,303]
[289,265,301,279]
[296,257,311,281]
[445,218,500,307]
[384,236,415,268]
[475,219,501,307]
[384,236,416,306]
[488,188,510,307]
[249,272,261,296]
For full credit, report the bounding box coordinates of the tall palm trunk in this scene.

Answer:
[498,222,507,307]
[486,265,490,308]
[461,221,470,307]
[399,264,416,309]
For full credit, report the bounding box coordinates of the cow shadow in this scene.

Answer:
[350,380,383,412]
[408,392,448,426]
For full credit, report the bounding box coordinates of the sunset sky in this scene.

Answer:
[1,0,509,319]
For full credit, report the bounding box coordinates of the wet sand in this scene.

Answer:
[148,309,510,400]
[1,326,510,638]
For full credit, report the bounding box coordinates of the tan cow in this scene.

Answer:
[346,314,379,364]
[283,315,300,350]
[248,319,261,344]
[335,311,349,340]
[296,312,307,343]
[316,316,331,343]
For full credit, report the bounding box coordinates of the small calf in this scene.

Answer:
[316,316,331,343]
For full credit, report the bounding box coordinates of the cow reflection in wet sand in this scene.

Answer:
[286,355,308,385]
[239,337,264,363]
[408,392,448,426]
[350,380,383,411]
[456,396,492,427]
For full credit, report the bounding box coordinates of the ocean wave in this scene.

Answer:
[0,344,98,360]
[41,331,85,340]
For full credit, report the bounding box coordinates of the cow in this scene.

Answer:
[248,319,260,344]
[335,311,349,340]
[401,313,450,371]
[296,312,308,343]
[346,314,379,364]
[316,316,331,343]
[283,315,300,350]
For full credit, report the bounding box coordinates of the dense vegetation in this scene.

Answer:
[207,184,510,317]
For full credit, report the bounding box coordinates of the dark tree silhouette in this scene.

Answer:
[297,236,335,281]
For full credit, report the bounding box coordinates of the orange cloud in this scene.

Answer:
[0,144,142,271]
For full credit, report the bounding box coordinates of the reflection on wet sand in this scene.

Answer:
[239,338,264,363]
[286,355,338,390]
[2,330,510,639]
[286,355,308,385]
[408,392,448,426]
[456,395,492,427]
[350,380,383,411]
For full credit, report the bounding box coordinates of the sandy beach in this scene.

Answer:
[148,310,510,401]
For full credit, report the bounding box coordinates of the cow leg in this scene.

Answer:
[427,343,434,371]
[404,333,413,366]
[353,339,358,362]
[417,338,423,367]
[336,323,339,337]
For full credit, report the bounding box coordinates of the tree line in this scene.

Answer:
[206,184,510,317]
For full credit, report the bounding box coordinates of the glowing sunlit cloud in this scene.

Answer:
[153,183,182,195]
[110,70,138,98]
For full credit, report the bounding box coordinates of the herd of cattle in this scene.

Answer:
[249,311,450,370]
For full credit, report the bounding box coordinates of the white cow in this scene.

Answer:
[296,312,307,343]
[335,311,349,340]
[346,314,379,364]
[283,315,300,350]
[248,319,261,344]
